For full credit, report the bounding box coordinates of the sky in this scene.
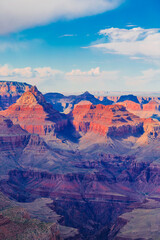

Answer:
[0,0,160,93]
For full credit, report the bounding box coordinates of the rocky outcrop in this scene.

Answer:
[143,100,160,111]
[2,152,159,239]
[115,99,160,122]
[1,83,160,240]
[0,81,31,110]
[0,115,30,175]
[117,100,142,111]
[44,91,160,120]
[0,191,62,240]
[0,168,137,238]
[44,91,113,114]
[70,104,144,137]
[117,94,140,104]
[0,86,68,136]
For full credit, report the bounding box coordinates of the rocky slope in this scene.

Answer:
[0,81,31,110]
[117,100,142,111]
[2,144,160,239]
[44,92,160,123]
[0,115,30,176]
[70,104,144,137]
[0,191,63,240]
[1,83,160,239]
[0,86,68,136]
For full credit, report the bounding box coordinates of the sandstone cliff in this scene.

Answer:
[0,86,68,136]
[70,104,144,137]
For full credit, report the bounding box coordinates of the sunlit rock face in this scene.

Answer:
[1,84,160,239]
[0,86,68,136]
[70,104,144,137]
[0,81,31,110]
[116,100,142,111]
[142,100,160,111]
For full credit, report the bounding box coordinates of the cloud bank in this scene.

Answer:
[0,65,120,92]
[0,0,123,34]
[91,27,160,59]
[0,64,160,92]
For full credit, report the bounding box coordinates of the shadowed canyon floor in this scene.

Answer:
[1,83,160,239]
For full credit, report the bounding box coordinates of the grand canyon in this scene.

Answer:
[0,0,159,238]
[0,81,160,239]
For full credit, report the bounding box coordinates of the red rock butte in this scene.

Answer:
[0,86,67,135]
[117,100,142,111]
[70,104,144,137]
[143,100,160,111]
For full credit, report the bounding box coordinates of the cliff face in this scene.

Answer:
[0,191,62,240]
[44,91,160,116]
[0,86,68,136]
[143,100,160,111]
[70,104,144,137]
[117,100,142,111]
[0,115,30,175]
[3,155,160,239]
[1,84,160,239]
[0,81,31,110]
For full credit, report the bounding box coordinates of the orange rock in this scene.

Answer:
[117,100,142,111]
[143,100,160,111]
[0,86,67,135]
[70,104,143,137]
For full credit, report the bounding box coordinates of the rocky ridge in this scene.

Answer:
[70,104,144,137]
[0,86,68,136]
[1,83,160,239]
[0,81,31,110]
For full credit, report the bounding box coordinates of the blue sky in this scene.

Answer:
[0,0,159,93]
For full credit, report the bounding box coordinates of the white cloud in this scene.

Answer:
[0,65,120,92]
[0,0,123,34]
[34,67,62,78]
[66,67,119,85]
[59,34,77,38]
[91,27,160,59]
[65,67,120,92]
[126,24,137,28]
[1,64,160,92]
[0,65,32,77]
[66,67,101,76]
[0,65,63,87]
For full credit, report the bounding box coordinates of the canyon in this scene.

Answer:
[0,82,160,239]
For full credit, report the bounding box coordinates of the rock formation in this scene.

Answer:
[0,86,68,136]
[70,104,144,137]
[0,115,30,175]
[1,82,160,239]
[143,100,160,111]
[0,81,31,110]
[116,100,142,111]
[44,91,113,114]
